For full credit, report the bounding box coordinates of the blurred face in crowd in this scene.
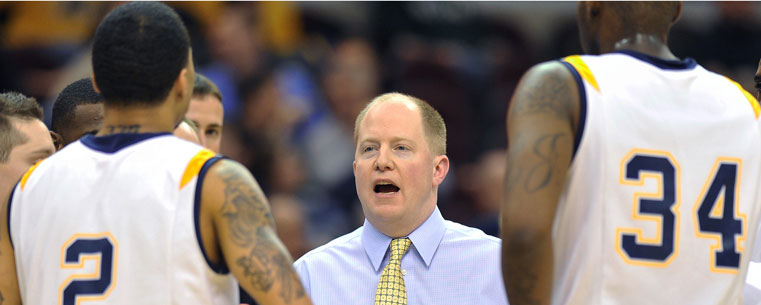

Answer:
[323,39,380,127]
[353,98,449,237]
[0,118,55,194]
[187,94,223,152]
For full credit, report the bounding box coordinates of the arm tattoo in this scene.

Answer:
[219,168,274,247]
[525,133,566,192]
[218,167,305,303]
[506,132,568,195]
[511,71,571,119]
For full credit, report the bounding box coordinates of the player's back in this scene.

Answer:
[8,133,237,304]
[555,51,761,305]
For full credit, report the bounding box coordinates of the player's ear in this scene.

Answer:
[50,131,63,151]
[172,49,194,103]
[174,68,190,100]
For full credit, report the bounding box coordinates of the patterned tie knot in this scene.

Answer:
[390,238,411,260]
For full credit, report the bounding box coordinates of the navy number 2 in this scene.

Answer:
[59,233,118,305]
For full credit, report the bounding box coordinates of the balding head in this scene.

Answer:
[354,92,447,156]
[578,1,682,55]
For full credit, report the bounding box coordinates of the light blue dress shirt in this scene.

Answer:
[294,207,508,305]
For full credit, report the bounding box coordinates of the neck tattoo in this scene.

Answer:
[104,124,141,134]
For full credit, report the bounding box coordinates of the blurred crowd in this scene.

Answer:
[0,1,758,259]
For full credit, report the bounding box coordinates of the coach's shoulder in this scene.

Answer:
[443,220,501,246]
[295,226,364,266]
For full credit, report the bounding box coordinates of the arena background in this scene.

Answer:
[0,1,758,259]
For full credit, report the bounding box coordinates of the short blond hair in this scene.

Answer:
[354,92,446,156]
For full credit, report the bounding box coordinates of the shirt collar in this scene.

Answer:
[361,206,446,271]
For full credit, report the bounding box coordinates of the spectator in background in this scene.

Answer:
[0,91,55,207]
[50,77,103,150]
[187,73,224,152]
[269,193,311,259]
[200,2,270,121]
[307,38,380,192]
[462,149,505,237]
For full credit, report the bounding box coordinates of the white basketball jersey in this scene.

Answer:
[8,133,238,305]
[554,51,761,305]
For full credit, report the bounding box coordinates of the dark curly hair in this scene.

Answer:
[92,1,190,106]
[51,78,103,134]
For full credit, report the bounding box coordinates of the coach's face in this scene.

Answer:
[353,99,446,237]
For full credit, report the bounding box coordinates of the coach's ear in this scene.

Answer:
[91,74,101,94]
[50,131,63,151]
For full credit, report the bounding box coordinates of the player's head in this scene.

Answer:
[187,73,224,152]
[173,117,201,145]
[577,1,682,55]
[0,92,55,194]
[51,78,104,149]
[353,92,449,237]
[91,1,194,125]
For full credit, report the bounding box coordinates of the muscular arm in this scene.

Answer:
[501,61,579,305]
[0,189,22,305]
[201,160,312,305]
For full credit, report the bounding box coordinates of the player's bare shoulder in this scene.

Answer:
[509,60,579,123]
[204,159,275,239]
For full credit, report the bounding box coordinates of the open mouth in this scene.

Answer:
[374,182,400,193]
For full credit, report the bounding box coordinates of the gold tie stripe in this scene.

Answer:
[375,238,412,305]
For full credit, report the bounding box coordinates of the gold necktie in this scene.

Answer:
[374,238,412,305]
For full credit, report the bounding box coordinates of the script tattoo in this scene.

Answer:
[505,132,568,195]
[524,133,566,193]
[218,167,305,303]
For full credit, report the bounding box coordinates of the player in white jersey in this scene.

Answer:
[0,2,312,305]
[502,2,761,305]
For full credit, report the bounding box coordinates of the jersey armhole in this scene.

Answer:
[559,60,588,161]
[194,156,230,274]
